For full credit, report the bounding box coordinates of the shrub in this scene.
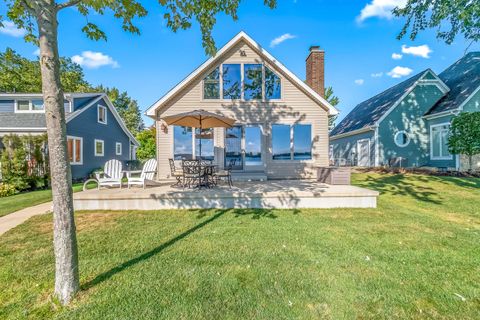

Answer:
[0,183,17,197]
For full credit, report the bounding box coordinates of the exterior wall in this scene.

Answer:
[67,97,132,179]
[462,87,480,112]
[155,40,330,180]
[377,84,444,167]
[72,96,98,111]
[330,131,375,167]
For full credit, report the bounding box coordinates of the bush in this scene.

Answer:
[0,183,17,197]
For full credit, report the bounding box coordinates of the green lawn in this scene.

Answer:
[0,183,89,218]
[0,173,479,319]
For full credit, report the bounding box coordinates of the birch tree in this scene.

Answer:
[1,0,276,305]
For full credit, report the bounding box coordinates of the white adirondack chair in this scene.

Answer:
[95,159,124,189]
[127,158,157,189]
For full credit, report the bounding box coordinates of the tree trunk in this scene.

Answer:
[37,4,79,305]
[469,155,473,172]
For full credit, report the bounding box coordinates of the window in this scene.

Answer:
[98,105,107,124]
[244,64,263,100]
[394,131,410,147]
[293,124,312,160]
[223,64,241,99]
[195,128,214,161]
[67,136,82,165]
[31,99,44,111]
[116,142,122,156]
[265,66,281,99]
[16,100,31,111]
[203,67,220,99]
[64,100,71,113]
[173,126,193,160]
[431,123,452,160]
[94,139,104,157]
[272,124,312,160]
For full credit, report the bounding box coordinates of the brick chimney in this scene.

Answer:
[306,45,325,98]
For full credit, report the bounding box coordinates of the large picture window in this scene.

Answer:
[431,123,452,160]
[223,64,241,99]
[272,124,312,160]
[203,67,220,99]
[173,126,193,160]
[244,64,263,100]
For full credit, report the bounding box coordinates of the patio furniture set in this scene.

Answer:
[169,158,234,189]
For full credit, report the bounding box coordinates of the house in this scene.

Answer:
[146,31,339,180]
[330,52,480,171]
[0,93,139,179]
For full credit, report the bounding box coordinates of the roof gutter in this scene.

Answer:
[330,126,375,140]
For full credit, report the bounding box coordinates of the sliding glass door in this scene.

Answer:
[225,125,263,171]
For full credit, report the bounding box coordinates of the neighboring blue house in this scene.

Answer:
[330,52,480,171]
[0,93,139,179]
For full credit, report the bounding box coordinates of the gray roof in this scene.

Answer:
[330,70,427,136]
[0,113,46,129]
[426,52,480,115]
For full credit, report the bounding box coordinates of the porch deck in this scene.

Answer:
[74,180,379,210]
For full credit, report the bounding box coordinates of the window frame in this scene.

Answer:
[394,130,410,148]
[171,126,216,161]
[430,122,453,160]
[14,99,45,113]
[202,66,221,100]
[271,122,313,162]
[115,142,122,156]
[97,105,108,124]
[67,136,83,165]
[94,139,105,157]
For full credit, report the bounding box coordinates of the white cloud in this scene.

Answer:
[371,72,383,78]
[387,66,413,78]
[354,79,365,85]
[401,44,432,58]
[391,53,403,60]
[357,0,407,22]
[71,51,119,69]
[270,33,297,48]
[0,21,26,37]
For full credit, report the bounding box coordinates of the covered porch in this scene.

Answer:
[73,179,379,210]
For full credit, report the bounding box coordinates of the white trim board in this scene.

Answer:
[330,126,374,140]
[145,31,339,118]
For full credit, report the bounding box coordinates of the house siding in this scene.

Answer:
[377,84,444,167]
[462,87,480,112]
[330,131,375,166]
[155,40,330,179]
[67,97,131,179]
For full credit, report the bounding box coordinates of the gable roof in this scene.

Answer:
[330,70,430,136]
[426,52,480,115]
[145,31,339,118]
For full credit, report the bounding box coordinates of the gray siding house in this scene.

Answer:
[0,93,139,179]
[330,52,480,171]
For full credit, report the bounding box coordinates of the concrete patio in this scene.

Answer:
[74,180,379,210]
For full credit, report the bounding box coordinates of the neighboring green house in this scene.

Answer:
[330,52,480,171]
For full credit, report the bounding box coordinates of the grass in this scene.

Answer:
[0,183,91,218]
[0,172,479,319]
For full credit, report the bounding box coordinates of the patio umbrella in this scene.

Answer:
[162,109,235,159]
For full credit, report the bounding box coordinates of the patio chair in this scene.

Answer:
[169,158,183,187]
[182,159,201,189]
[96,159,123,189]
[127,158,158,189]
[214,159,234,188]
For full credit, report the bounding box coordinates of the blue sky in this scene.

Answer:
[1,0,479,127]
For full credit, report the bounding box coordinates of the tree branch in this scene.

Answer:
[57,0,82,10]
[20,0,36,16]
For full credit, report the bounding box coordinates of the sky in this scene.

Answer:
[1,0,479,128]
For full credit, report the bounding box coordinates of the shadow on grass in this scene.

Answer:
[358,174,443,204]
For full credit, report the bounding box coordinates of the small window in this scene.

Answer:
[94,139,104,157]
[16,100,30,111]
[116,142,122,156]
[394,131,410,147]
[98,105,107,124]
[31,99,44,111]
[203,67,220,99]
[244,64,263,100]
[265,67,281,99]
[67,136,82,165]
[223,64,241,99]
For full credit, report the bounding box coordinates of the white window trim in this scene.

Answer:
[356,138,371,167]
[430,122,453,160]
[394,130,411,148]
[97,105,107,124]
[272,123,314,162]
[94,139,105,157]
[116,142,122,156]
[14,99,45,113]
[67,136,83,165]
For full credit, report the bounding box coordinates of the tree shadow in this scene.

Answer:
[81,209,228,291]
